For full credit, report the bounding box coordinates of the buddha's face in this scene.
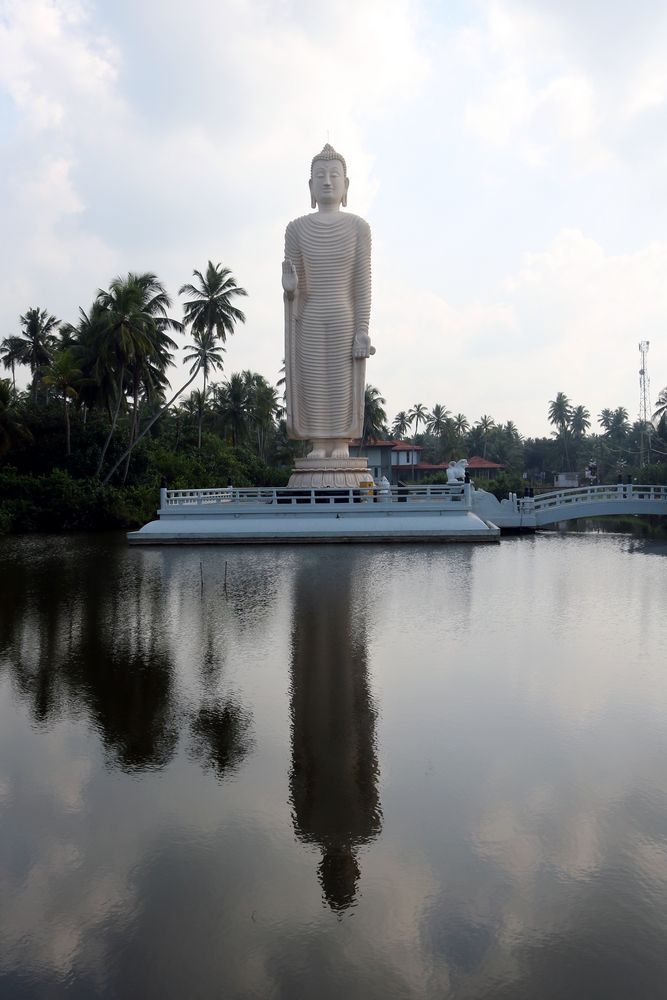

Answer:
[309,158,349,208]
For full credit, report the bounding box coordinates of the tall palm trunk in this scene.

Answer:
[121,376,140,484]
[103,365,201,484]
[64,398,71,457]
[198,371,207,450]
[96,363,125,478]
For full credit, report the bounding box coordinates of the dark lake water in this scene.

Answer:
[1,532,666,999]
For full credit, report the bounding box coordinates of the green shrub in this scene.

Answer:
[0,504,12,534]
[0,468,157,533]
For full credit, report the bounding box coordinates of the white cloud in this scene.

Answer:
[373,229,667,434]
[1,0,667,438]
[0,0,120,131]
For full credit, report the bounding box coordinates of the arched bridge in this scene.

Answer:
[474,483,667,530]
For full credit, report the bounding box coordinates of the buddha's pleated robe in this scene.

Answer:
[284,212,371,440]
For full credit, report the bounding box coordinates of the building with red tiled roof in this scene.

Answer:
[350,439,423,483]
[466,456,505,478]
[406,455,505,483]
[350,441,504,485]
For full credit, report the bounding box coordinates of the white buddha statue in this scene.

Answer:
[282,144,373,461]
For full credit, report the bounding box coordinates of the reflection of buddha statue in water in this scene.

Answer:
[282,144,373,461]
[289,554,382,911]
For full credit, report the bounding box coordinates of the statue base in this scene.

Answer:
[288,457,374,490]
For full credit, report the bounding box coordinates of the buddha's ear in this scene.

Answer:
[342,176,350,208]
[309,178,316,209]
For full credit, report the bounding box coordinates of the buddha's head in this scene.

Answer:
[309,143,349,210]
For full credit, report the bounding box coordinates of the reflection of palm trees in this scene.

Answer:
[0,539,179,770]
[289,553,382,911]
[0,539,253,779]
[189,700,254,780]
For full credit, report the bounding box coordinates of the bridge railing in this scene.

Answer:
[161,482,472,510]
[519,483,667,513]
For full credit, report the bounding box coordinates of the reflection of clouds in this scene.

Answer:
[372,536,667,994]
[1,535,667,996]
[0,719,135,984]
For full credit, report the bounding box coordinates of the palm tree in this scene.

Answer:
[183,330,225,447]
[408,402,428,441]
[609,406,630,444]
[119,275,180,482]
[94,274,164,476]
[179,261,247,346]
[65,302,113,418]
[41,350,83,456]
[0,379,32,458]
[475,414,495,458]
[246,375,282,461]
[391,410,410,439]
[214,373,250,447]
[548,392,572,469]
[493,421,523,467]
[598,408,614,433]
[570,405,591,437]
[548,392,572,432]
[183,388,211,445]
[653,387,667,423]
[426,403,451,460]
[453,413,469,438]
[0,335,27,392]
[178,262,247,453]
[15,307,60,403]
[101,320,230,485]
[361,385,387,449]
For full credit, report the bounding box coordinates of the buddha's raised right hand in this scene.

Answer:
[282,259,298,298]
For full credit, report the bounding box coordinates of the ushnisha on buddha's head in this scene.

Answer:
[309,143,349,211]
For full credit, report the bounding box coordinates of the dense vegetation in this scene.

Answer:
[2,266,666,533]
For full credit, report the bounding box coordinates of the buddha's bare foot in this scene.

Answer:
[308,445,327,459]
[330,442,349,459]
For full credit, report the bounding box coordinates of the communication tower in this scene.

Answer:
[639,340,652,466]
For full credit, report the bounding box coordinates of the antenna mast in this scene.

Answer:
[639,340,652,467]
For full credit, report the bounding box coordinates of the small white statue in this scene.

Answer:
[282,144,373,461]
[446,459,468,483]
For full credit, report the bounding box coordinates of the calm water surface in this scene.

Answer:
[1,532,666,999]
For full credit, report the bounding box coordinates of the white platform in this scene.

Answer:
[127,484,500,545]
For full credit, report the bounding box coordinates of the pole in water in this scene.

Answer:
[224,560,228,594]
[200,560,204,597]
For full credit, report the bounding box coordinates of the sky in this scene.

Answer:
[1,0,667,437]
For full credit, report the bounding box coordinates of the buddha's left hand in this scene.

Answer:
[353,333,375,359]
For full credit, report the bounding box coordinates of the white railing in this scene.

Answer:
[161,483,472,509]
[519,483,667,514]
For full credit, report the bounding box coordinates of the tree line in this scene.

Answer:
[1,265,666,531]
[361,385,667,488]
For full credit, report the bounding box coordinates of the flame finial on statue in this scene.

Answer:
[310,143,347,175]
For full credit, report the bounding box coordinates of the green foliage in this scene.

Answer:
[0,467,155,532]
[0,504,12,534]
[474,471,525,500]
[5,277,667,533]
[635,462,667,486]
